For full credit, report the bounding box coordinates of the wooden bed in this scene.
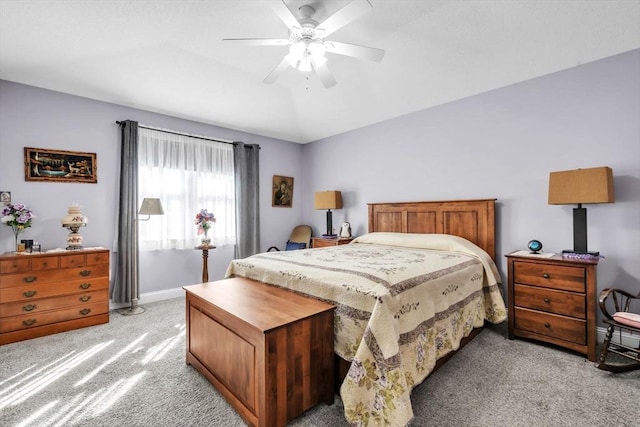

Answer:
[367,198,496,259]
[225,198,505,426]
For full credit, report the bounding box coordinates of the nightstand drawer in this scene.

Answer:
[514,284,585,319]
[311,237,354,248]
[514,307,586,345]
[513,261,585,292]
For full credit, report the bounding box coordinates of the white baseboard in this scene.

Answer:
[109,286,185,310]
[597,325,638,347]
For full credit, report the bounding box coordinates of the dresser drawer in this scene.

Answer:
[0,258,30,274]
[31,256,60,271]
[0,277,109,303]
[0,263,109,288]
[0,290,108,318]
[514,307,586,345]
[86,251,110,266]
[0,301,108,333]
[513,261,585,292]
[514,284,585,319]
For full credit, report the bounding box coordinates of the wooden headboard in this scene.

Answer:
[367,199,497,260]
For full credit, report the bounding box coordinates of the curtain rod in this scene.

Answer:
[115,120,244,146]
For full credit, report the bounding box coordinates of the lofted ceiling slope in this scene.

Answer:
[0,0,639,143]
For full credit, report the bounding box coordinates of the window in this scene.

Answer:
[137,128,235,250]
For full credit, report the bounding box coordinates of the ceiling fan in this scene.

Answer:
[222,0,385,88]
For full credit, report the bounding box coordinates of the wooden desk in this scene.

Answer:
[195,245,216,282]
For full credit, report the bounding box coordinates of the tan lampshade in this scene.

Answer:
[138,198,164,215]
[548,167,614,205]
[314,191,343,210]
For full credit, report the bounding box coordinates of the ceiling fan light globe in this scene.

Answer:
[312,55,327,67]
[298,57,312,72]
[285,53,299,68]
[289,41,306,56]
[308,42,325,57]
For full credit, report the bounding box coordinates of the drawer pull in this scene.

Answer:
[24,275,37,283]
[79,308,92,316]
[79,283,91,290]
[22,319,37,327]
[23,304,37,312]
[79,295,92,302]
[23,290,37,298]
[79,270,92,277]
[542,273,550,279]
[544,322,551,328]
[543,298,550,303]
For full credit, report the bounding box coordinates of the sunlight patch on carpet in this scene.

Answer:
[75,333,149,387]
[0,341,112,409]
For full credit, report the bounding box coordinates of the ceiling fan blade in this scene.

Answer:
[325,41,385,62]
[316,0,372,37]
[222,38,290,47]
[263,58,291,84]
[312,61,337,88]
[272,0,300,30]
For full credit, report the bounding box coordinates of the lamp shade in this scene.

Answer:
[138,198,164,215]
[314,191,343,210]
[548,167,614,205]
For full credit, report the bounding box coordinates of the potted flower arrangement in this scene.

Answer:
[195,209,216,246]
[1,203,35,252]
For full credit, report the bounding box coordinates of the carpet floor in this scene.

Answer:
[1,297,638,426]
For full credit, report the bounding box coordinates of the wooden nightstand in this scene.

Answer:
[506,252,599,361]
[311,237,354,248]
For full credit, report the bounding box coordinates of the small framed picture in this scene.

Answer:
[272,175,293,208]
[0,191,10,203]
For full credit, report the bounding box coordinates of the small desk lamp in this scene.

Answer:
[548,166,614,256]
[314,191,342,237]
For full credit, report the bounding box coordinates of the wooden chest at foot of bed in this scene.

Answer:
[183,278,335,427]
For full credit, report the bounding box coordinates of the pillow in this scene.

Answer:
[352,232,500,286]
[285,241,307,251]
[613,312,640,329]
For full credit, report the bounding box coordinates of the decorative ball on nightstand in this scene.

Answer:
[527,239,543,254]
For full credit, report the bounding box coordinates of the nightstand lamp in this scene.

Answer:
[548,166,614,256]
[314,190,342,237]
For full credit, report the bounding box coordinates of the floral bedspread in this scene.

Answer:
[225,233,507,427]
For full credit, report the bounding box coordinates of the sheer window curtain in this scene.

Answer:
[137,128,236,250]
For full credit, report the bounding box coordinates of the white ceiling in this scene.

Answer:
[1,0,639,144]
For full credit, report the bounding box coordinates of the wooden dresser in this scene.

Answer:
[0,249,110,345]
[506,252,598,361]
[184,278,335,427]
[311,237,354,248]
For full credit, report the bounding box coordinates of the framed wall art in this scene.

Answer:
[24,147,97,183]
[0,191,11,203]
[272,175,293,207]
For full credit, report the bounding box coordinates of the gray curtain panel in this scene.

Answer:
[111,120,139,303]
[233,142,260,259]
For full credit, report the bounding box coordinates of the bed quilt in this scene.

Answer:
[225,233,507,427]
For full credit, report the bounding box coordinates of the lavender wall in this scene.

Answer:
[0,80,304,295]
[302,49,640,304]
[1,49,638,311]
